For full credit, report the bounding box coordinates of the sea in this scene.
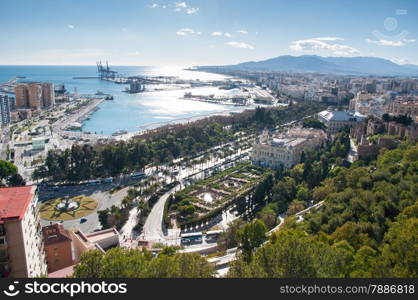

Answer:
[0,65,249,135]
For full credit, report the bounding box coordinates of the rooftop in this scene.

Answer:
[48,265,74,278]
[42,223,72,245]
[0,186,36,223]
[85,228,119,243]
[319,110,365,121]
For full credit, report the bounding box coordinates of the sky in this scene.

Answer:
[0,0,418,66]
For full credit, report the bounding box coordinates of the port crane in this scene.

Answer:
[96,60,118,79]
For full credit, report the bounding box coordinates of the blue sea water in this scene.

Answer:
[0,65,247,135]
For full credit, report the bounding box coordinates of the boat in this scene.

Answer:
[105,95,114,100]
[112,130,128,136]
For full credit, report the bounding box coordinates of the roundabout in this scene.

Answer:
[38,195,99,221]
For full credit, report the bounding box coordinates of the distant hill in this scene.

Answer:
[403,64,418,71]
[196,55,418,76]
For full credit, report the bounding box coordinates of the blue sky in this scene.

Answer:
[0,0,417,66]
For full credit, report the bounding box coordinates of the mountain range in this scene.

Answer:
[196,55,418,76]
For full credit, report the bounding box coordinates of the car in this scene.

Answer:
[80,218,87,223]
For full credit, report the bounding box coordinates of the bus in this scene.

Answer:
[205,230,223,243]
[131,171,145,179]
[180,232,203,245]
[103,177,113,183]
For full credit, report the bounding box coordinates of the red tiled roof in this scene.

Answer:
[42,223,72,245]
[0,186,36,223]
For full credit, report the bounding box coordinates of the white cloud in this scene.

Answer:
[211,31,223,36]
[366,38,416,47]
[211,31,231,38]
[186,7,199,14]
[226,41,255,50]
[314,37,344,41]
[237,30,248,35]
[290,37,359,55]
[67,24,74,29]
[390,58,409,65]
[176,28,199,36]
[149,3,167,9]
[174,2,199,14]
[127,51,141,56]
[175,2,187,8]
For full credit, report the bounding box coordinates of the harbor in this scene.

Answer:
[0,64,278,137]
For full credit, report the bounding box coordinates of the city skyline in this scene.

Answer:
[1,0,418,66]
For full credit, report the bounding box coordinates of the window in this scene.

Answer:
[0,249,7,258]
[0,237,5,245]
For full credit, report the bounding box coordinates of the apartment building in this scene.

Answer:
[0,95,11,125]
[0,186,47,278]
[42,223,73,273]
[70,228,120,264]
[386,99,418,119]
[251,128,326,169]
[14,82,55,111]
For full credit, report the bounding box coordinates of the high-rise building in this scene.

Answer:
[41,83,55,108]
[0,186,47,278]
[14,82,55,110]
[27,83,42,110]
[364,81,377,94]
[14,84,30,108]
[0,95,11,125]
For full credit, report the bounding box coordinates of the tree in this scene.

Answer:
[302,118,326,130]
[0,160,17,180]
[73,248,215,278]
[380,217,418,277]
[286,200,305,215]
[73,250,104,278]
[257,204,277,229]
[217,218,246,251]
[7,173,26,187]
[238,219,268,262]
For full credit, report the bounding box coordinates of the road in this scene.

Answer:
[142,186,179,243]
[142,149,250,244]
[37,174,147,232]
[347,137,358,163]
[39,184,130,232]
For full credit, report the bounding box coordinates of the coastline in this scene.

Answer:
[114,107,250,141]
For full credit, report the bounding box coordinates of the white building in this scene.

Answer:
[251,128,327,169]
[0,186,47,278]
[0,95,11,125]
[318,109,365,135]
